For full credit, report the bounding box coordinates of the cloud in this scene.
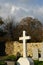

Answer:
[11,6,20,14]
[18,0,28,2]
[0,3,11,17]
[0,3,43,23]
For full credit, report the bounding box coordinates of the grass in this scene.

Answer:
[0,61,7,65]
[0,56,43,65]
[0,60,43,65]
[34,60,43,65]
[4,55,16,61]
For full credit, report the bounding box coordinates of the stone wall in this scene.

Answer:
[5,41,42,57]
[5,41,14,55]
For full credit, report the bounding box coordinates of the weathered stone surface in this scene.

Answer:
[5,41,14,55]
[32,48,38,60]
[5,41,42,57]
[17,57,34,65]
[5,61,15,65]
[39,43,43,61]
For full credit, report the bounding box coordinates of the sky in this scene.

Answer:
[0,0,43,23]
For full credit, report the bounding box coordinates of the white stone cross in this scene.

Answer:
[19,30,31,57]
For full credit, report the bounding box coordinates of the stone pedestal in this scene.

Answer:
[17,57,34,65]
[5,61,15,65]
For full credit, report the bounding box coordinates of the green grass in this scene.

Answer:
[4,55,17,61]
[0,61,7,65]
[34,60,43,65]
[0,56,43,65]
[0,60,43,65]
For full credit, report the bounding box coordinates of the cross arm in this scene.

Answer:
[19,37,23,40]
[25,36,31,39]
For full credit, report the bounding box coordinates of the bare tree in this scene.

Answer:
[14,17,43,42]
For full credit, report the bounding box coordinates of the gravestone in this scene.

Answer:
[5,61,15,65]
[39,43,43,61]
[32,48,38,60]
[17,30,34,65]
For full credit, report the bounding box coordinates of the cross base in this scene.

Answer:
[17,57,34,65]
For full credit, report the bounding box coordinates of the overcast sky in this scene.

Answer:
[0,0,43,23]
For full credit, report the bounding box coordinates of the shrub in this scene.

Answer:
[34,60,43,65]
[38,61,43,65]
[5,55,16,61]
[16,52,21,61]
[0,61,7,65]
[34,60,39,65]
